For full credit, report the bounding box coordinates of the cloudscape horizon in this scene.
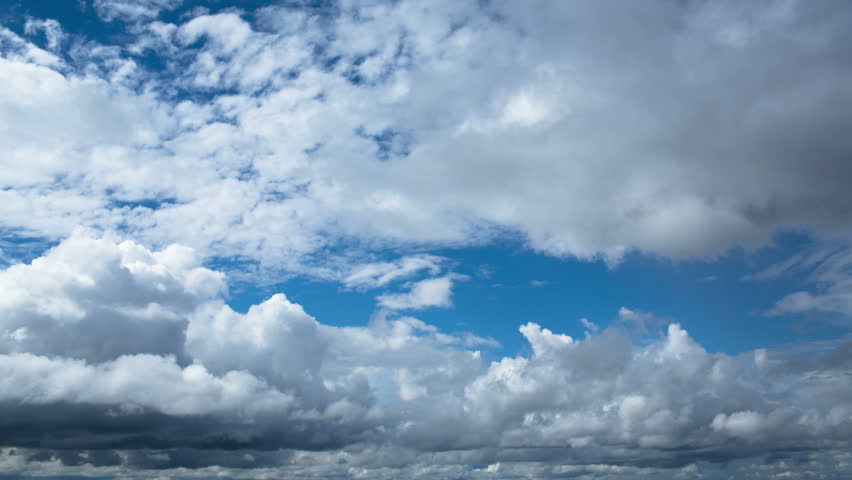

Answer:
[1,1,852,479]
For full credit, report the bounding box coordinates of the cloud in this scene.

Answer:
[0,0,850,275]
[343,254,445,289]
[23,18,64,51]
[376,274,465,310]
[2,2,852,477]
[0,232,851,478]
[93,0,183,22]
[0,228,224,362]
[750,243,852,317]
[580,317,599,334]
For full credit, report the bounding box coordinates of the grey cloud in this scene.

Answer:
[0,233,851,477]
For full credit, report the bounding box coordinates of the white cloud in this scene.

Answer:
[617,306,644,320]
[580,317,599,334]
[0,353,293,417]
[711,411,766,438]
[751,244,852,317]
[0,228,224,362]
[343,254,445,289]
[0,0,850,276]
[94,0,183,22]
[23,18,64,51]
[376,274,465,310]
[178,13,253,55]
[185,294,328,388]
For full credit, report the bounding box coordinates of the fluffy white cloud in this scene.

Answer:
[185,294,329,388]
[0,228,224,362]
[376,274,465,310]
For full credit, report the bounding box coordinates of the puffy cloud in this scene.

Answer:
[0,353,293,418]
[185,294,329,388]
[1,232,851,478]
[0,228,224,362]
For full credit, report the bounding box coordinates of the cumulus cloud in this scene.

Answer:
[1,232,851,478]
[0,228,224,362]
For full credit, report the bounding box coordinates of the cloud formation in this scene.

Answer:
[0,0,850,274]
[1,232,851,478]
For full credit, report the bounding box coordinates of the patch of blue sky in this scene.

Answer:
[1,2,119,42]
[218,231,846,359]
[109,196,180,210]
[1,1,327,96]
[0,228,58,267]
[355,126,413,161]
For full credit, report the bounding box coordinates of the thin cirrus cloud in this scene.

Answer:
[343,254,445,290]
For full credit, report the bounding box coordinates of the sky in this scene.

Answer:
[1,0,852,479]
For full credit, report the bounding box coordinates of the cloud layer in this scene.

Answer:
[1,0,851,275]
[1,232,851,478]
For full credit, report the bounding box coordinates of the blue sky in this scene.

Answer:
[225,232,848,358]
[1,1,852,479]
